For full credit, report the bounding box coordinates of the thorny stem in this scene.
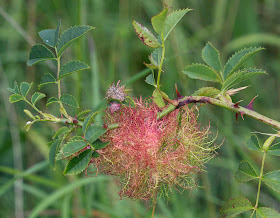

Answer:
[156,34,165,89]
[159,96,280,130]
[250,152,266,218]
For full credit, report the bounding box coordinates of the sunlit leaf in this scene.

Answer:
[220,197,253,217]
[63,149,92,175]
[27,44,56,66]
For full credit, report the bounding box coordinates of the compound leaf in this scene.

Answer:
[246,135,261,152]
[27,44,56,66]
[57,25,94,57]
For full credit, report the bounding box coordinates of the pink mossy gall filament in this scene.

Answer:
[91,99,218,201]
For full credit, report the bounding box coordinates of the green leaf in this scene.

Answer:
[145,73,156,86]
[49,139,62,168]
[151,8,168,34]
[52,127,70,139]
[38,73,56,89]
[153,89,165,108]
[92,140,110,150]
[69,136,85,142]
[31,92,46,105]
[192,87,220,97]
[57,25,94,57]
[92,151,100,158]
[183,64,222,83]
[7,81,20,94]
[163,8,192,41]
[246,135,261,152]
[133,20,161,48]
[63,149,92,175]
[220,197,253,217]
[9,94,24,103]
[84,125,107,144]
[223,47,264,78]
[202,42,221,72]
[222,68,266,91]
[46,97,59,107]
[262,170,280,193]
[76,109,92,120]
[27,44,56,66]
[144,48,162,69]
[235,160,258,183]
[82,111,100,133]
[60,94,79,108]
[20,82,32,97]
[56,140,88,160]
[59,60,89,80]
[38,20,60,47]
[256,207,280,218]
[267,142,280,156]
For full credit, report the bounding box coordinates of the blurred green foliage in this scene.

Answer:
[0,0,280,217]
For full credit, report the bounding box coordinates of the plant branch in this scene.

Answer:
[158,96,280,129]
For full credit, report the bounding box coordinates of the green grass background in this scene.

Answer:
[0,0,280,217]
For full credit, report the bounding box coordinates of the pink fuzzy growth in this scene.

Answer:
[91,99,213,201]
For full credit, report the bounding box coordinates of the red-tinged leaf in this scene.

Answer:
[133,20,161,48]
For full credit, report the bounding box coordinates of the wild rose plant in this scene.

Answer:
[8,7,280,218]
